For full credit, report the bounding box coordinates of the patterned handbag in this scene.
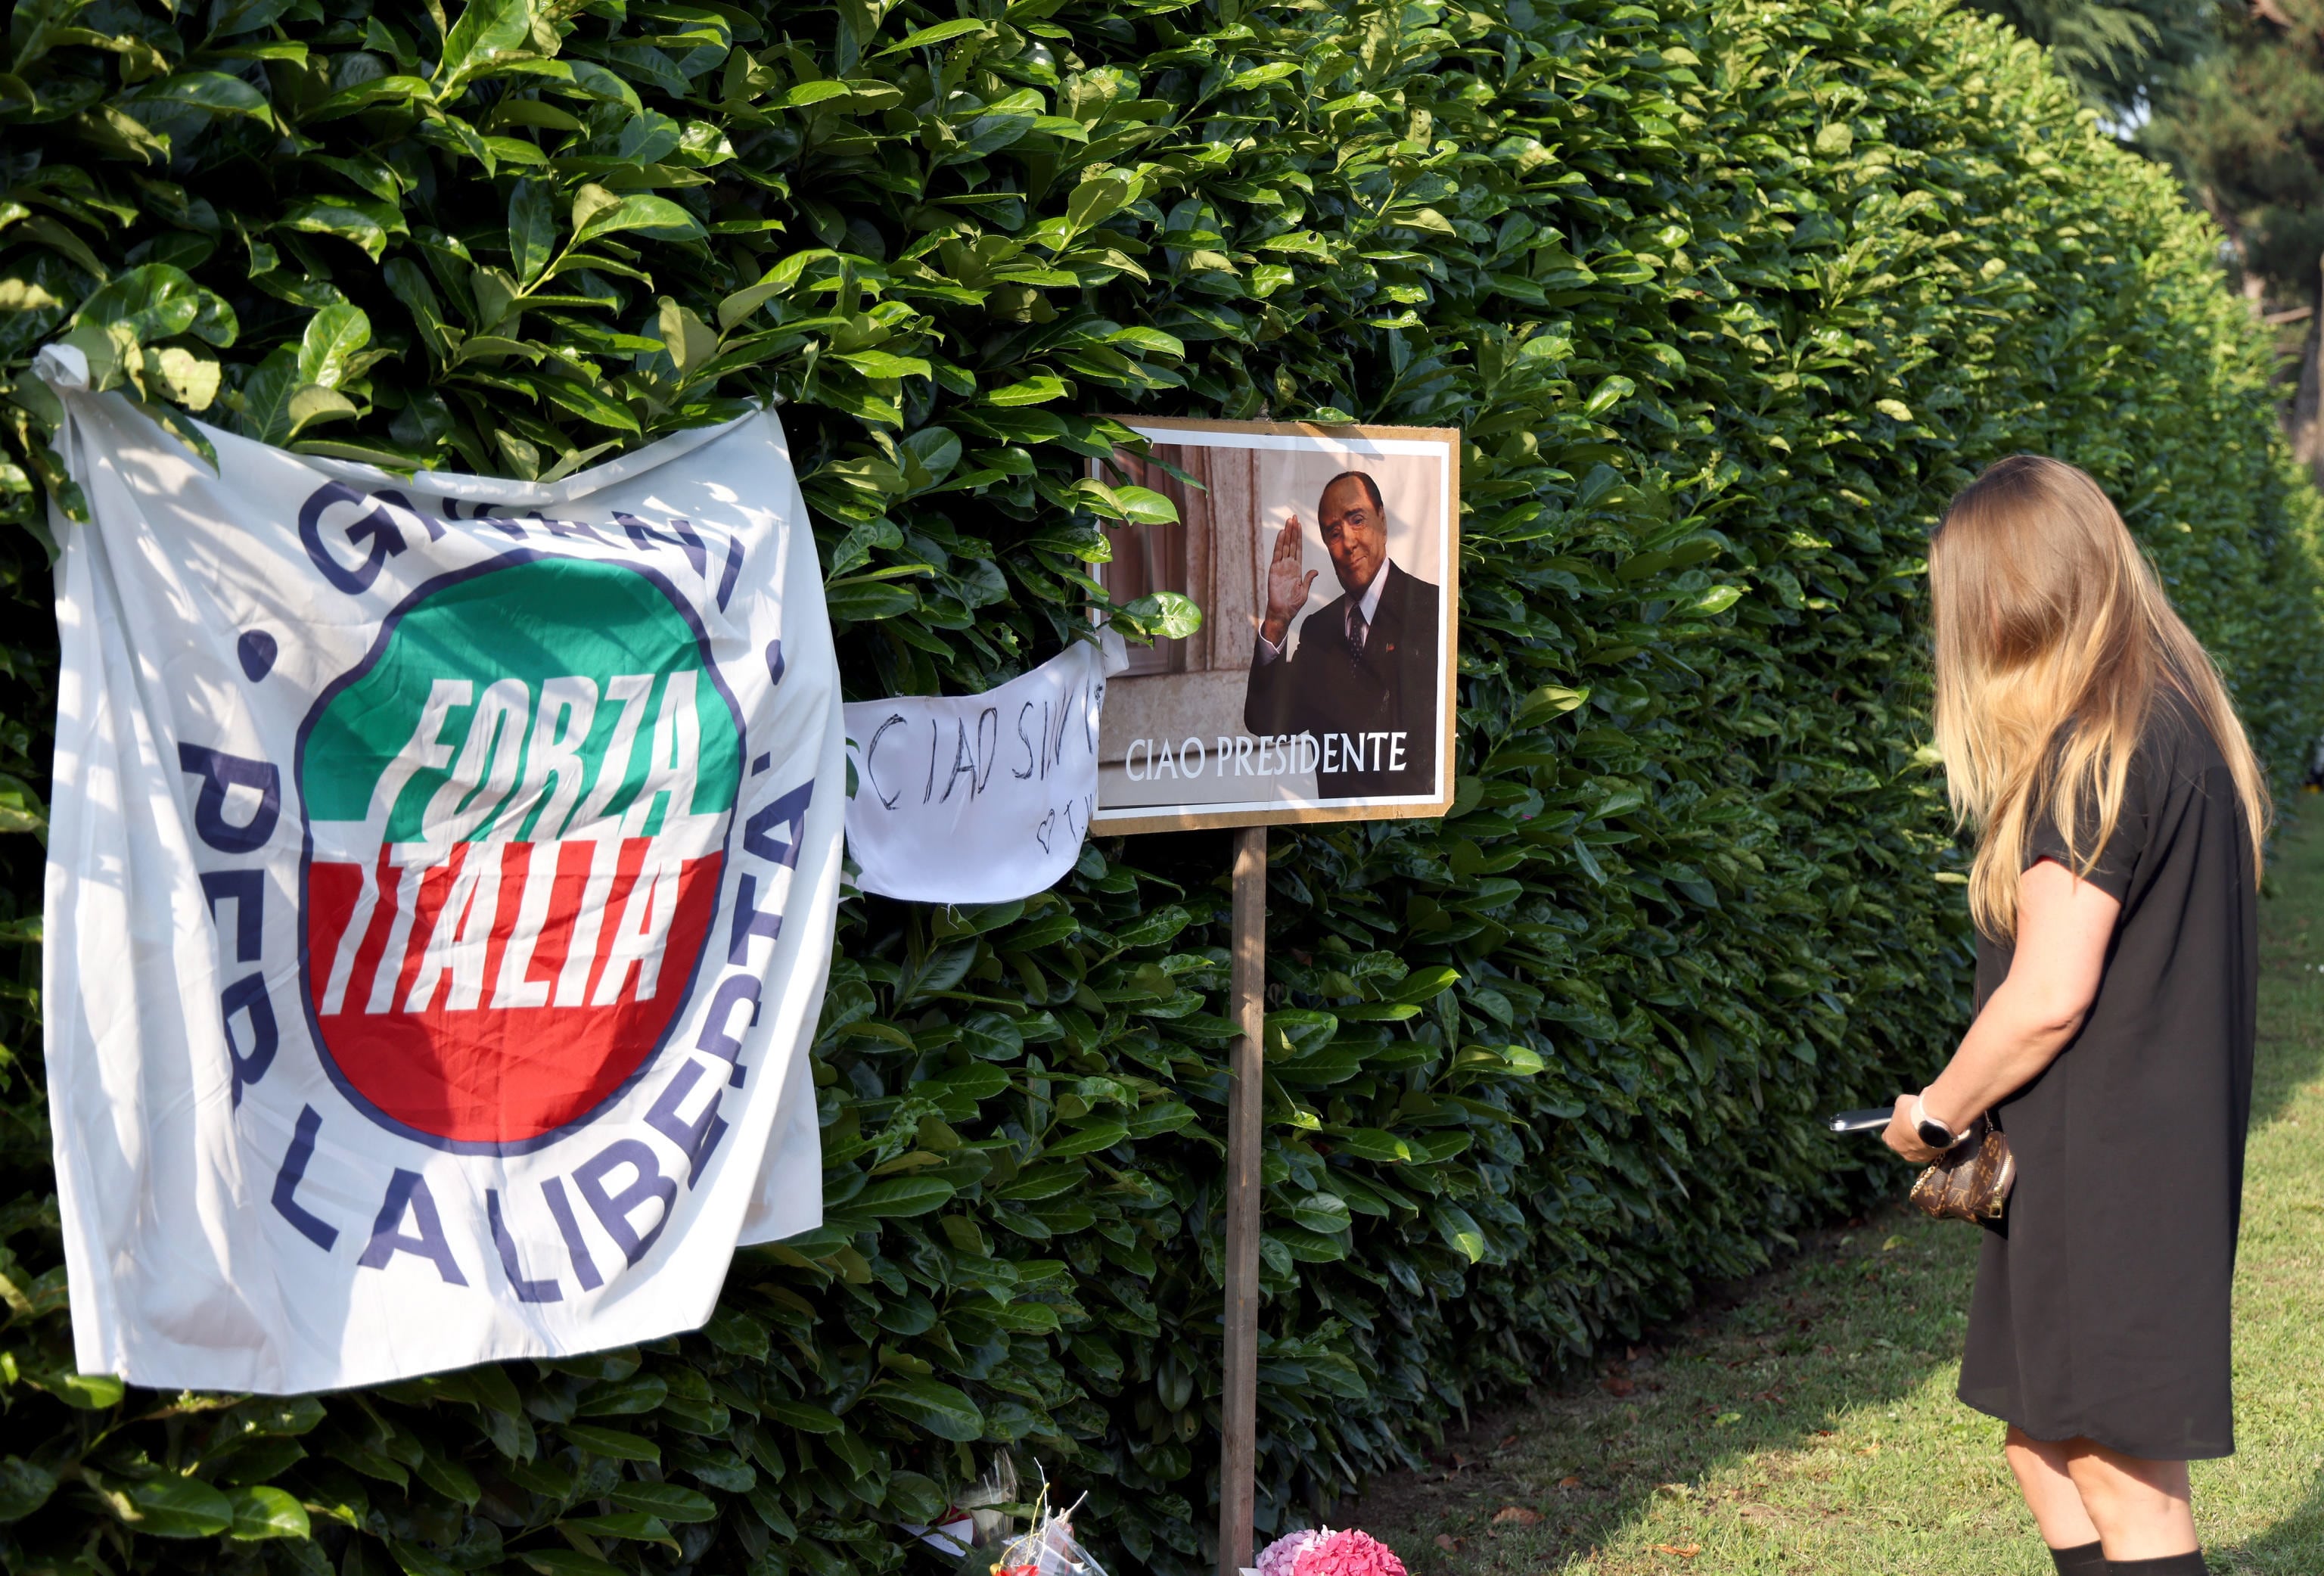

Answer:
[1909,1114,2016,1222]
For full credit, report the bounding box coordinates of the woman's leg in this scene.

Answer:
[2059,1438,2197,1560]
[2005,1426,2102,1550]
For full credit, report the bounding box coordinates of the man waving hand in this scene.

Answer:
[1242,470,1440,798]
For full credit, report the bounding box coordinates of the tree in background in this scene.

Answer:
[1971,0,2226,117]
[2151,0,2324,470]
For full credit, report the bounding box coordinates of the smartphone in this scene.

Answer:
[1827,1107,1897,1134]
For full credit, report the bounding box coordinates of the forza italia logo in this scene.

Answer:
[300,554,742,1151]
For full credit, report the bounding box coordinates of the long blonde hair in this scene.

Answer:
[1928,455,2268,939]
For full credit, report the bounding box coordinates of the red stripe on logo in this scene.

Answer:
[305,839,722,1143]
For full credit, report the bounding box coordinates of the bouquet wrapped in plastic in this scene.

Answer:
[993,1490,1107,1576]
[907,1456,1018,1560]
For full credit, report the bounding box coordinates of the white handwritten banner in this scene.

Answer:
[844,633,1125,904]
[36,345,844,1393]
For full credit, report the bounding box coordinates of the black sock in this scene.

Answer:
[2105,1554,2208,1575]
[2048,1542,2106,1574]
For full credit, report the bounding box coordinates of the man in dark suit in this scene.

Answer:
[1242,470,1440,798]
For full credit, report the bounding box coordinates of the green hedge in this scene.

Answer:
[2,0,2319,1572]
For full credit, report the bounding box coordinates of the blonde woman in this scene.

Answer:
[1885,455,2263,1576]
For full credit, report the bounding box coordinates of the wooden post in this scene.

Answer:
[1219,825,1266,1576]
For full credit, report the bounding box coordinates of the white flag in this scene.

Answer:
[37,345,843,1393]
[844,632,1125,904]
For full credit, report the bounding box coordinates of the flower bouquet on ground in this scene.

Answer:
[993,1487,1106,1576]
[1254,1527,1407,1576]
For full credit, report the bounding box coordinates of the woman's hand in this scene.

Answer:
[1882,1093,1940,1165]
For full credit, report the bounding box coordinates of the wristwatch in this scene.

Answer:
[1912,1094,1965,1152]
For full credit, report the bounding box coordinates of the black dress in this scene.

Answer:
[1956,690,2257,1460]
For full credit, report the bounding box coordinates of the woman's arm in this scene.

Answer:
[1882,857,2121,1164]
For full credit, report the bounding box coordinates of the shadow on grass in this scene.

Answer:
[1355,1202,1994,1574]
[2224,1481,2324,1576]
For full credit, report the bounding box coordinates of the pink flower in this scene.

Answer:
[1291,1529,1406,1576]
[1255,1528,1325,1576]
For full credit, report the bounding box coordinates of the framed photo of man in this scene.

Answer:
[1089,418,1461,835]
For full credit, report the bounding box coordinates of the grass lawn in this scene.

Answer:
[1356,805,2324,1574]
